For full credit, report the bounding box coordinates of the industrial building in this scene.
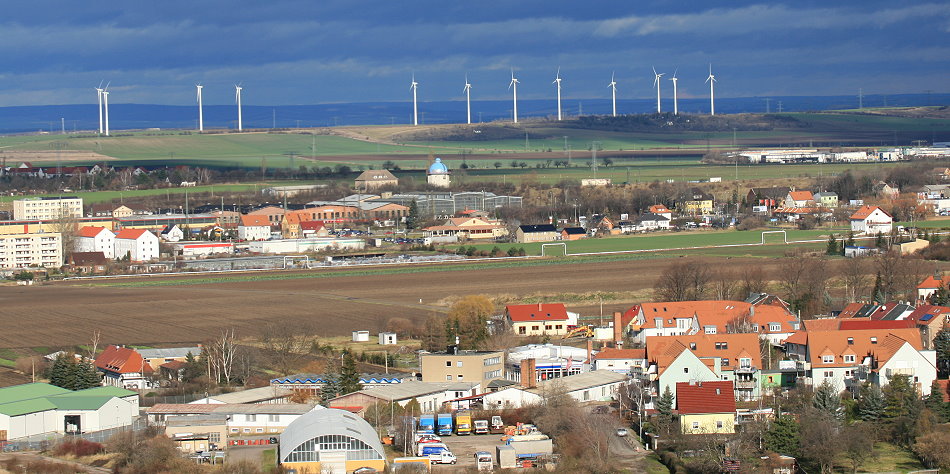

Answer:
[279,408,386,473]
[0,383,138,440]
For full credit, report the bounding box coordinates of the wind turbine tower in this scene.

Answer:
[95,82,104,135]
[196,84,204,132]
[553,68,563,121]
[235,85,243,131]
[608,72,618,117]
[463,75,472,124]
[509,69,520,123]
[102,88,110,137]
[652,67,665,113]
[706,64,717,116]
[410,75,419,126]
[670,69,679,115]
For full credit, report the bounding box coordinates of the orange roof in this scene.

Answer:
[649,204,671,214]
[850,205,891,220]
[639,300,797,334]
[838,303,867,318]
[114,228,147,240]
[788,191,814,201]
[803,319,843,331]
[647,333,762,373]
[300,221,326,231]
[805,328,922,368]
[594,348,646,361]
[783,331,807,345]
[240,215,271,227]
[95,345,147,374]
[77,226,109,238]
[506,303,568,322]
[918,275,949,290]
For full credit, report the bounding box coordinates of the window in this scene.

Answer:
[545,325,552,330]
[209,433,220,443]
[692,421,700,429]
[847,337,854,345]
[871,337,878,344]
[655,318,663,328]
[689,343,697,350]
[256,428,264,433]
[446,375,452,381]
[704,326,716,334]
[844,370,854,378]
[823,371,833,378]
[246,414,256,422]
[532,326,539,331]
[269,414,279,422]
[716,420,724,429]
[769,323,781,332]
[684,367,689,374]
[739,357,752,368]
[456,361,463,367]
[555,325,562,330]
[230,428,238,433]
[484,357,501,366]
[458,374,464,380]
[843,355,855,363]
[446,361,452,367]
[243,428,251,433]
[518,327,526,335]
[822,355,834,364]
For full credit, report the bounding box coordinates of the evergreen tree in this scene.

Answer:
[405,201,419,230]
[47,353,72,389]
[338,351,363,395]
[654,386,675,434]
[934,326,950,377]
[75,359,101,390]
[812,380,843,420]
[764,415,801,457]
[845,231,856,248]
[319,370,341,405]
[883,374,921,419]
[181,352,204,383]
[858,383,885,421]
[826,234,839,255]
[925,380,946,422]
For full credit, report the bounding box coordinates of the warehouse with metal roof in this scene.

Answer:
[0,383,138,440]
[279,408,385,473]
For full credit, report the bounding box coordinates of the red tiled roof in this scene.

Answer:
[918,275,949,290]
[300,221,326,231]
[94,345,146,374]
[160,360,187,370]
[803,319,843,331]
[783,331,807,345]
[594,348,646,360]
[838,319,916,330]
[77,226,109,238]
[506,303,569,322]
[114,228,147,240]
[839,303,867,318]
[240,215,271,227]
[850,205,891,220]
[647,333,762,372]
[905,305,950,325]
[788,191,814,201]
[805,328,922,368]
[676,381,736,414]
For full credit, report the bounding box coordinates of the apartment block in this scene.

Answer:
[13,197,84,220]
[0,232,63,269]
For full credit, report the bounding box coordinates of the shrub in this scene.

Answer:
[54,438,105,457]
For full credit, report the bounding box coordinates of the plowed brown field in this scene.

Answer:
[0,257,787,349]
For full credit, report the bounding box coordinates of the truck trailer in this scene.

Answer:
[437,413,453,436]
[418,415,435,435]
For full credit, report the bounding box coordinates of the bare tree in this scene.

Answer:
[86,330,102,360]
[712,268,738,300]
[260,321,312,375]
[777,253,829,317]
[839,258,872,303]
[206,329,237,384]
[52,213,80,261]
[726,311,757,333]
[655,260,712,301]
[739,264,769,297]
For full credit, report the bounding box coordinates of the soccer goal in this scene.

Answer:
[760,230,788,245]
[541,243,568,257]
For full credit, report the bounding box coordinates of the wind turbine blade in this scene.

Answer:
[673,67,678,78]
[104,81,110,91]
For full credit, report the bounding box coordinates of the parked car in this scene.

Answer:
[616,428,629,437]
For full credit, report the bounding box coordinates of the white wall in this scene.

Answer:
[482,388,543,409]
[879,345,937,396]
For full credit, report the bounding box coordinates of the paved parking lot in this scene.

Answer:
[430,432,506,472]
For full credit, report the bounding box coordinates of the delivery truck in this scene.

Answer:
[455,411,472,435]
[437,413,453,436]
[473,419,489,435]
[418,415,435,435]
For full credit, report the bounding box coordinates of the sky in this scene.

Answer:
[1,1,948,106]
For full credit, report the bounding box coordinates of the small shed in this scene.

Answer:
[379,332,397,345]
[352,331,370,342]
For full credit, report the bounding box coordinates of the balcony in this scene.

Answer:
[734,379,758,390]
[734,366,758,375]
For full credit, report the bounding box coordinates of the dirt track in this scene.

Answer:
[0,256,787,349]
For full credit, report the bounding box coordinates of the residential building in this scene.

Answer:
[635,212,671,231]
[0,383,138,440]
[633,343,718,407]
[784,190,814,208]
[516,224,559,243]
[299,221,329,238]
[420,350,504,385]
[649,204,673,221]
[426,158,451,188]
[238,215,272,241]
[676,381,736,435]
[279,408,386,473]
[113,229,159,262]
[137,347,202,371]
[592,348,647,374]
[0,232,62,269]
[917,275,949,302]
[560,227,587,240]
[746,187,791,208]
[159,224,184,242]
[850,205,893,234]
[68,252,108,273]
[247,206,286,225]
[681,189,714,214]
[354,169,399,191]
[75,226,115,259]
[13,196,83,220]
[423,217,509,242]
[482,370,627,409]
[505,303,573,336]
[813,191,839,208]
[95,345,154,389]
[647,333,763,401]
[629,300,800,344]
[327,381,479,414]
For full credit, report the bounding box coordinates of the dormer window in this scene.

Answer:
[871,337,878,344]
[843,355,855,363]
[822,355,834,364]
[689,343,697,350]
[847,337,854,345]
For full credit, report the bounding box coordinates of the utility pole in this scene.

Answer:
[764,98,771,114]
[858,88,863,109]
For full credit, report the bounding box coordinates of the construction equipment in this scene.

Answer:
[562,325,593,339]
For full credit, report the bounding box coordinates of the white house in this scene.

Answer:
[160,224,184,242]
[482,370,627,409]
[113,229,159,262]
[635,212,671,231]
[593,348,647,374]
[75,226,115,259]
[850,205,893,235]
[238,215,272,241]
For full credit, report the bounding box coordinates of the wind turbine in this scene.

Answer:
[410,75,419,126]
[196,84,204,132]
[652,67,664,113]
[463,75,472,124]
[102,83,110,137]
[608,72,618,117]
[235,85,243,131]
[553,68,562,121]
[95,81,104,135]
[670,68,679,115]
[509,69,519,123]
[705,64,717,116]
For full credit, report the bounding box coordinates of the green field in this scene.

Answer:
[453,227,851,256]
[0,182,292,205]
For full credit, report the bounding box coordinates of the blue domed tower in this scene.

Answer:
[427,157,451,188]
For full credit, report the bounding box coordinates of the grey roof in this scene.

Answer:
[138,347,202,359]
[487,379,518,389]
[199,386,292,404]
[279,408,384,463]
[148,403,317,415]
[519,224,557,233]
[336,381,477,402]
[272,373,410,384]
[636,212,669,223]
[526,370,627,395]
[813,192,838,198]
[166,414,229,427]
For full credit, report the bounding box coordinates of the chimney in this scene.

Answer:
[613,311,623,347]
[587,340,593,364]
[520,358,537,389]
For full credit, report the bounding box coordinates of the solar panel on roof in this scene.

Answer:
[921,314,935,321]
